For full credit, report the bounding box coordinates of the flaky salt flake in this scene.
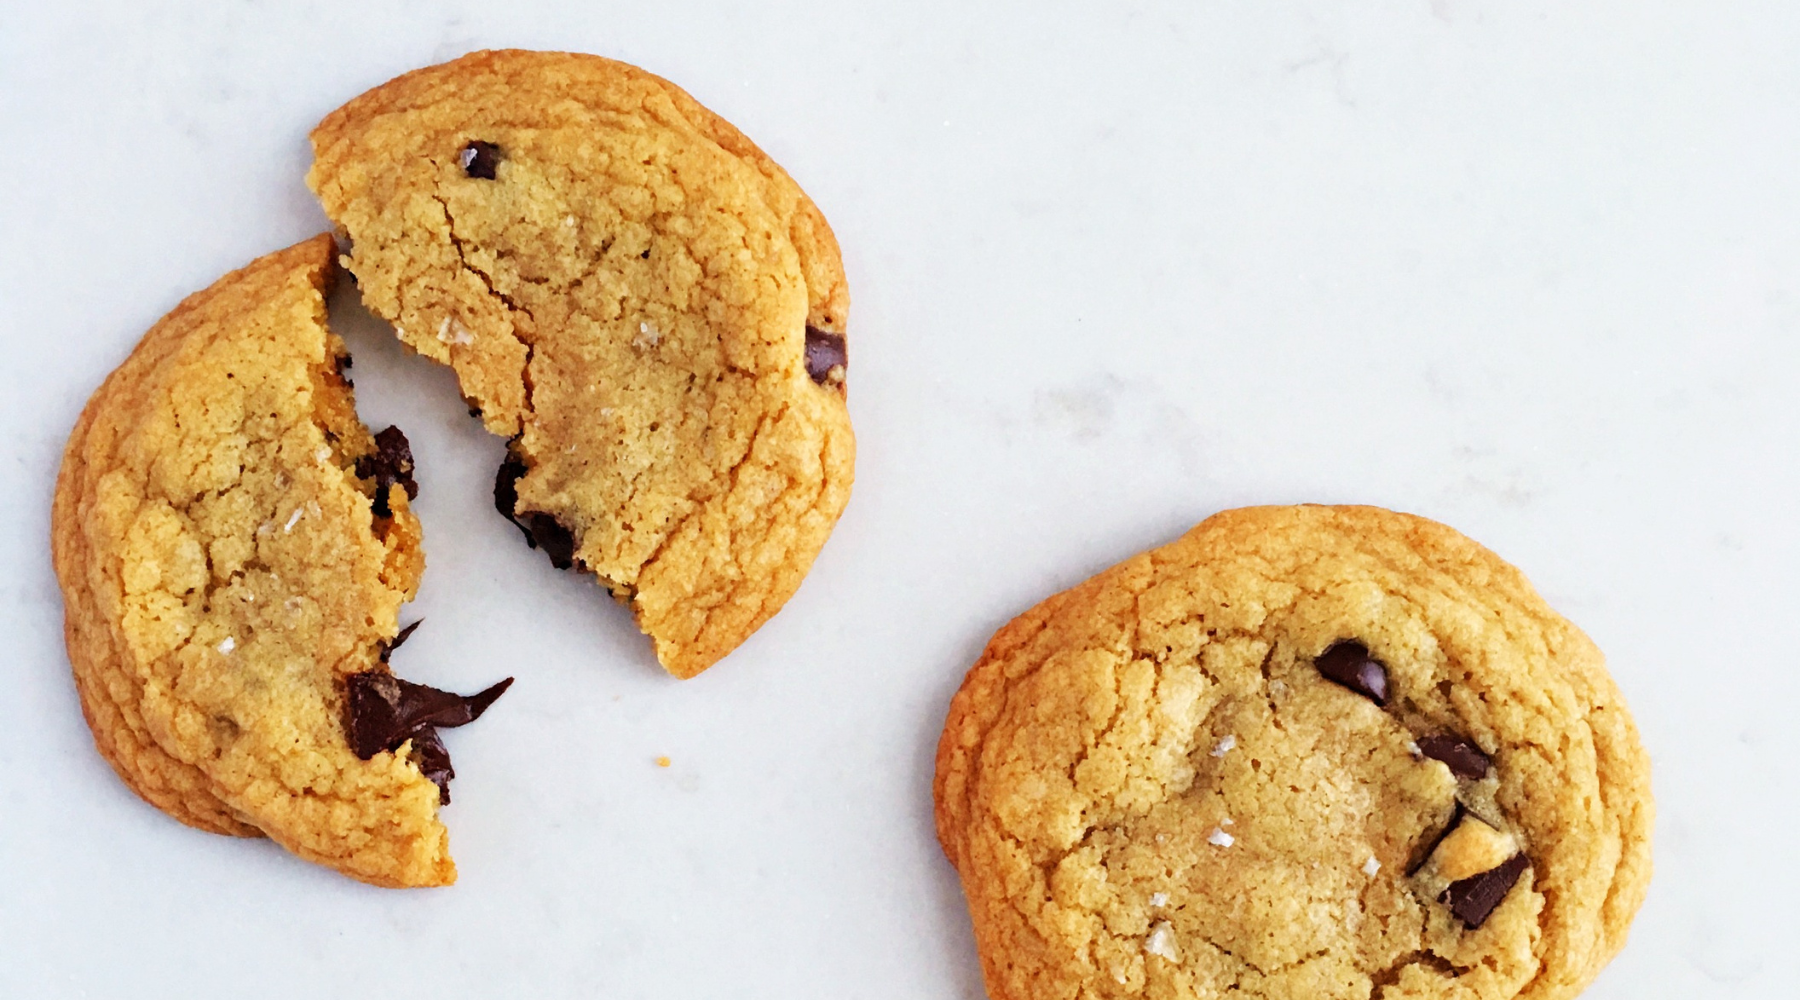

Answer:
[1210,734,1237,758]
[1363,855,1382,877]
[283,508,303,533]
[1149,892,1169,908]
[1145,921,1180,961]
[635,321,662,349]
[315,446,332,463]
[1208,827,1235,848]
[1406,740,1422,757]
[217,637,236,655]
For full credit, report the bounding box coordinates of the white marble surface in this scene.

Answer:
[2,2,1795,997]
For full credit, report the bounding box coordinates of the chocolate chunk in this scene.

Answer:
[493,452,580,569]
[494,453,527,526]
[804,326,847,385]
[344,671,513,802]
[1440,853,1529,928]
[525,513,578,569]
[1315,641,1390,705]
[355,425,418,518]
[379,619,423,662]
[344,671,512,760]
[408,727,455,804]
[1418,734,1493,780]
[459,140,502,179]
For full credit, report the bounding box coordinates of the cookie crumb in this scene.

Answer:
[1210,734,1237,757]
[1208,827,1235,848]
[1149,892,1169,908]
[1364,855,1382,877]
[217,637,236,655]
[655,756,671,768]
[1145,921,1181,961]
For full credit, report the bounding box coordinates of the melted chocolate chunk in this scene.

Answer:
[355,426,419,518]
[460,140,502,179]
[493,452,580,570]
[1440,852,1529,928]
[344,671,512,760]
[344,669,512,802]
[409,728,455,804]
[1418,734,1493,780]
[379,619,423,662]
[804,326,847,385]
[526,513,578,569]
[1315,640,1390,705]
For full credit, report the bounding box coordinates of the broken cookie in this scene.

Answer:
[307,49,856,679]
[51,235,509,887]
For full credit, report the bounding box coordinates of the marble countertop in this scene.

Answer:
[2,2,1794,997]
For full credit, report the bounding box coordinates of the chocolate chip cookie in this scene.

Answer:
[308,49,855,679]
[52,235,509,887]
[933,505,1651,1000]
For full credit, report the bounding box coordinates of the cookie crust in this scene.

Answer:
[308,50,854,678]
[52,235,454,887]
[934,505,1651,1000]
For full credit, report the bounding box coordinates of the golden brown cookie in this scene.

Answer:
[933,505,1651,1000]
[52,235,508,887]
[307,50,855,679]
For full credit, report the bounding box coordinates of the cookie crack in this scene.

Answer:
[430,190,541,420]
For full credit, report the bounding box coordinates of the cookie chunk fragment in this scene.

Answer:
[308,50,856,678]
[51,234,505,887]
[933,505,1652,1000]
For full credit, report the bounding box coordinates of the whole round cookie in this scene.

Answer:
[934,505,1651,1000]
[53,234,509,887]
[307,49,855,679]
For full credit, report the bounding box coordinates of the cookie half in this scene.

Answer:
[53,235,507,887]
[933,505,1651,1000]
[308,49,855,679]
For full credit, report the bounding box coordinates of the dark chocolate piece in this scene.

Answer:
[1417,734,1493,780]
[379,619,424,662]
[804,326,847,385]
[459,140,502,179]
[493,453,579,569]
[1315,640,1390,705]
[408,727,455,804]
[1440,853,1530,929]
[526,513,578,569]
[344,671,512,760]
[355,426,418,519]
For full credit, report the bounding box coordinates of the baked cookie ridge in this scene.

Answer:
[308,49,855,678]
[51,234,507,887]
[933,505,1652,1000]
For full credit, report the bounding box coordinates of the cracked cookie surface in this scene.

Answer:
[307,49,855,679]
[933,505,1651,1000]
[52,235,460,887]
